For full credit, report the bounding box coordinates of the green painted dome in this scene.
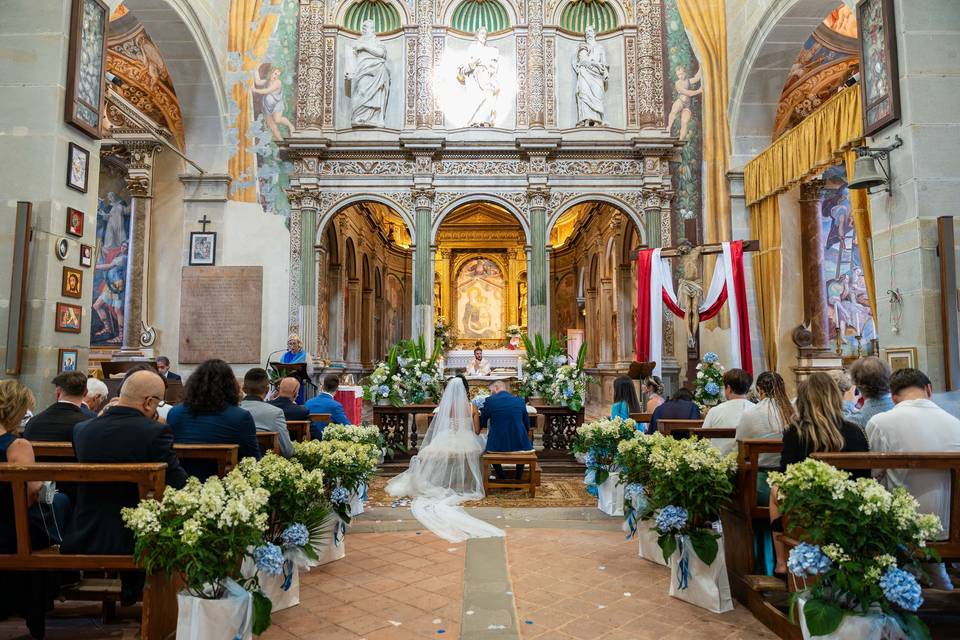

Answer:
[450,0,511,34]
[342,0,402,34]
[559,0,619,35]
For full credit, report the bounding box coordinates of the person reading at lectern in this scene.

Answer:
[465,347,492,377]
[280,334,313,403]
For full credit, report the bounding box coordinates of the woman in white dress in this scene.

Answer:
[386,376,504,542]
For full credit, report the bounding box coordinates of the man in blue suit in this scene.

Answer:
[305,374,351,439]
[479,380,533,480]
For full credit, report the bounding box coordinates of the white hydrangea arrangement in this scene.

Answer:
[362,337,444,406]
[518,334,590,409]
[292,439,379,523]
[322,423,383,448]
[769,458,942,638]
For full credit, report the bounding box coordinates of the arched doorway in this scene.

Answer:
[315,200,412,371]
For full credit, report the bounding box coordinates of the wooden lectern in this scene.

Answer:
[269,361,310,386]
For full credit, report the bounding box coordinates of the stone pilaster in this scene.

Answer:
[327,264,345,365]
[300,206,318,357]
[411,187,435,348]
[526,0,545,128]
[346,278,362,366]
[527,186,550,340]
[798,180,829,349]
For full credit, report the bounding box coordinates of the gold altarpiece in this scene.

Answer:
[433,203,527,349]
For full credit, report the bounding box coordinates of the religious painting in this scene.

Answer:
[91,174,131,347]
[58,348,79,374]
[66,208,85,237]
[66,143,90,193]
[456,258,504,340]
[226,0,299,217]
[79,244,93,268]
[189,232,217,266]
[820,165,875,354]
[857,0,900,136]
[56,303,83,333]
[552,272,577,335]
[65,0,109,138]
[62,267,84,299]
[884,347,917,372]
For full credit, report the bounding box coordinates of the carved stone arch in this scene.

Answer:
[440,0,521,31]
[314,193,415,244]
[432,194,531,244]
[620,220,640,265]
[546,193,646,245]
[333,0,413,28]
[549,0,628,29]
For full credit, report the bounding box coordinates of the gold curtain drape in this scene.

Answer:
[227,0,282,203]
[676,0,731,243]
[743,84,878,370]
[749,196,782,372]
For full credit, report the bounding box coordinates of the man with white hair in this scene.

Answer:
[83,377,110,417]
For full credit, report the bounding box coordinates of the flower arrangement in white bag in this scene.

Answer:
[572,417,639,497]
[769,459,942,639]
[292,439,379,523]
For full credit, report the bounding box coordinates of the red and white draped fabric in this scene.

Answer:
[636,241,752,377]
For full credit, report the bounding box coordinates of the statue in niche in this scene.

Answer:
[457,26,500,127]
[345,19,390,127]
[573,26,608,127]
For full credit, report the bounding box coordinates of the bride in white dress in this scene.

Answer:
[386,377,504,542]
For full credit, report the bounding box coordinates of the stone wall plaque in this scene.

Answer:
[179,266,263,363]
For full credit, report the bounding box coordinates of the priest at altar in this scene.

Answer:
[465,347,492,377]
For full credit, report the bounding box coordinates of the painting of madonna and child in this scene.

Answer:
[457,257,504,340]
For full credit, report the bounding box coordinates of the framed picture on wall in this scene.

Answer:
[884,347,917,372]
[55,302,83,334]
[65,0,109,138]
[58,348,79,374]
[189,231,217,266]
[66,142,90,193]
[56,238,70,261]
[857,0,901,136]
[79,243,93,267]
[62,267,84,299]
[66,207,84,236]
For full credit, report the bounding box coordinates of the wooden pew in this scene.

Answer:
[309,413,332,425]
[29,442,240,478]
[286,419,311,442]
[255,431,280,456]
[660,425,737,440]
[656,418,703,436]
[0,463,177,640]
[629,412,652,425]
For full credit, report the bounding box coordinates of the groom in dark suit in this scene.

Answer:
[479,380,533,480]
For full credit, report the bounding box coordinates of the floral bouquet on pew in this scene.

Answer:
[615,433,658,537]
[693,351,724,411]
[768,459,942,639]
[292,439,379,524]
[122,469,274,635]
[572,417,639,496]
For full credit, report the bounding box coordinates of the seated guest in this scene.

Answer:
[23,372,90,442]
[305,374,351,439]
[704,368,754,455]
[610,376,641,421]
[167,359,261,478]
[465,347,492,377]
[268,377,311,422]
[648,387,700,435]
[829,369,857,417]
[866,368,960,589]
[240,368,293,457]
[83,377,109,417]
[769,372,869,574]
[848,356,893,427]
[642,376,665,413]
[0,380,62,638]
[736,371,795,467]
[156,356,181,381]
[61,370,188,605]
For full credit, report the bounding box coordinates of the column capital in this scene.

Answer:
[114,140,162,197]
[799,178,825,203]
[526,186,551,209]
[287,187,321,210]
[412,187,435,210]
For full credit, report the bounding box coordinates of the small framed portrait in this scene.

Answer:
[56,238,70,261]
[884,347,918,372]
[55,302,83,333]
[62,267,83,298]
[857,0,901,136]
[66,207,84,237]
[58,348,79,374]
[189,231,217,266]
[79,243,93,267]
[66,142,90,193]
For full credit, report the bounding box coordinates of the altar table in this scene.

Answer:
[335,386,363,424]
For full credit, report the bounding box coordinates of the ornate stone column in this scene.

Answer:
[598,277,615,367]
[301,205,318,356]
[617,264,634,365]
[411,187,435,348]
[799,180,829,349]
[527,186,550,339]
[361,285,374,366]
[644,201,662,248]
[327,264,345,365]
[585,287,598,367]
[415,0,434,129]
[118,140,161,353]
[526,0,545,128]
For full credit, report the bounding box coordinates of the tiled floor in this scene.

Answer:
[0,524,776,639]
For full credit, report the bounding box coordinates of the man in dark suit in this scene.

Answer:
[24,372,90,441]
[269,376,310,422]
[156,356,181,382]
[61,370,188,603]
[305,374,351,439]
[648,387,701,434]
[479,380,533,480]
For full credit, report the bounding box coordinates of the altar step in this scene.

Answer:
[378,457,585,476]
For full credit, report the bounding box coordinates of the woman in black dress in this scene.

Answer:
[769,372,869,574]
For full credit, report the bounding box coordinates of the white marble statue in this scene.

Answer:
[573,26,608,127]
[345,20,390,127]
[457,26,500,127]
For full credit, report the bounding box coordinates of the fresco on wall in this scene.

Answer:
[820,165,875,352]
[91,170,131,347]
[552,272,577,335]
[226,0,299,218]
[457,258,504,340]
[663,0,703,242]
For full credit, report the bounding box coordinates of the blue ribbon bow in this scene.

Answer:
[281,559,294,591]
[676,535,690,591]
[334,520,347,546]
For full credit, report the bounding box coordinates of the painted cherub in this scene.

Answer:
[667,65,702,141]
[252,63,297,140]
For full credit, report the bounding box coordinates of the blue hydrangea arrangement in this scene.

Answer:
[254,543,285,576]
[786,542,832,578]
[693,352,724,410]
